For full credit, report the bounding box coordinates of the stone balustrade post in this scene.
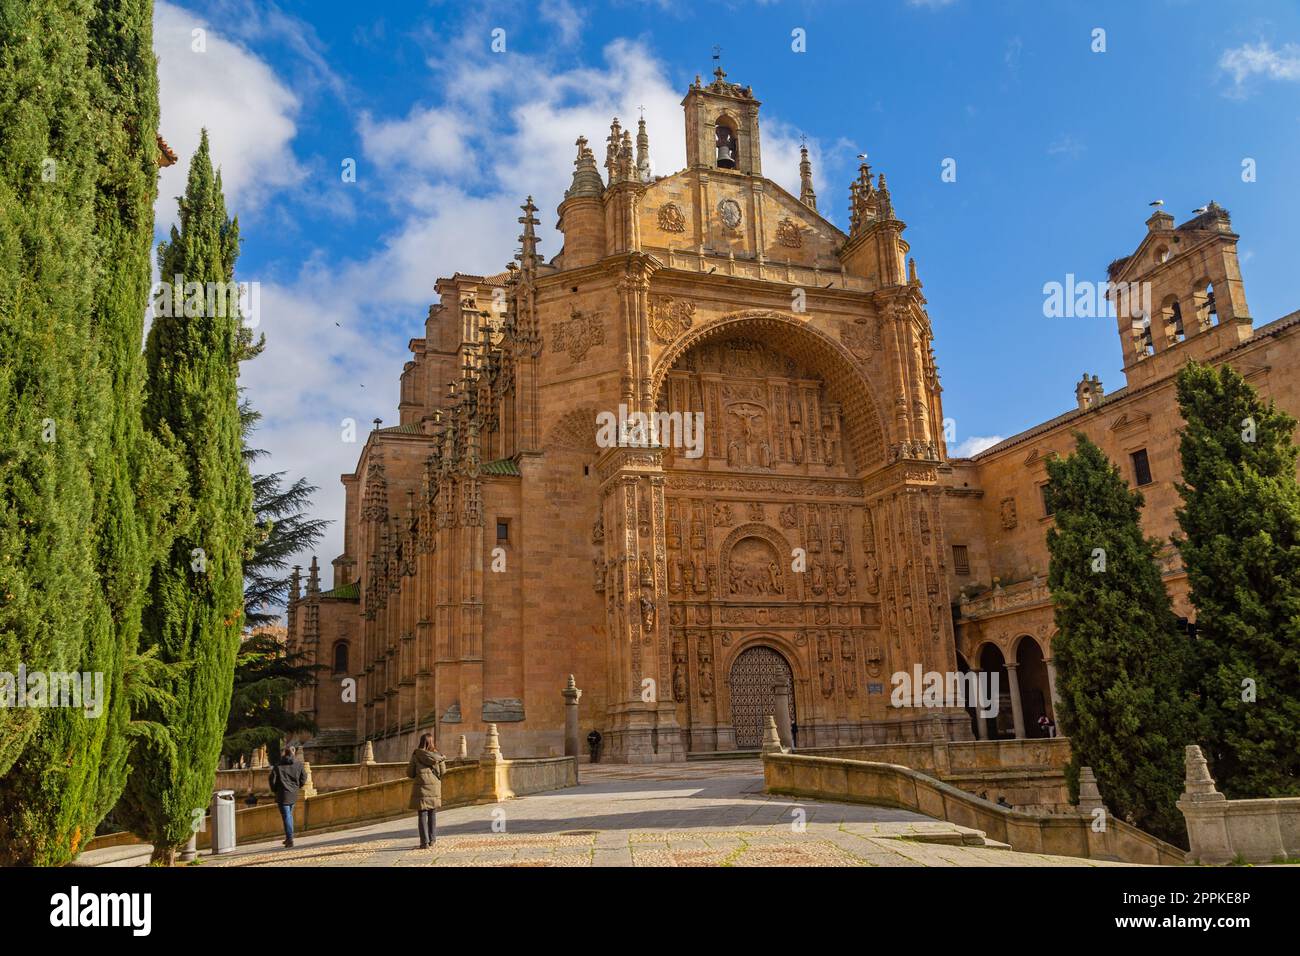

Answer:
[562,675,583,764]
[761,715,786,755]
[1176,744,1233,864]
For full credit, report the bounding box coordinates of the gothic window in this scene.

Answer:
[332,640,350,675]
[952,544,970,576]
[715,122,738,169]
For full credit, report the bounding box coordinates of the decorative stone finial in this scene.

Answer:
[361,740,375,765]
[1181,744,1224,801]
[480,723,503,763]
[458,734,468,758]
[761,715,786,754]
[1077,766,1106,812]
[301,761,317,798]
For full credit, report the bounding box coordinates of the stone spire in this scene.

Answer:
[307,555,320,594]
[799,144,817,211]
[636,116,651,182]
[564,136,604,198]
[620,128,633,182]
[289,565,301,603]
[876,172,894,220]
[516,195,540,277]
[848,157,877,236]
[605,117,623,183]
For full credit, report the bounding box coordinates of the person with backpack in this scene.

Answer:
[268,746,307,847]
[408,732,447,849]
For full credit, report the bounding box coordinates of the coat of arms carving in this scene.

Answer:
[841,319,882,360]
[648,295,696,343]
[657,202,686,233]
[552,307,606,363]
[717,198,742,231]
[775,217,802,248]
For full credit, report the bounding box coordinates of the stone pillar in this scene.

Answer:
[1076,767,1105,813]
[562,675,583,759]
[457,734,468,759]
[761,715,786,754]
[360,740,376,765]
[1176,744,1232,864]
[1044,656,1061,718]
[478,723,508,804]
[1004,662,1026,739]
[772,680,793,749]
[974,706,990,741]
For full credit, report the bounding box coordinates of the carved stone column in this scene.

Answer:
[1005,661,1026,739]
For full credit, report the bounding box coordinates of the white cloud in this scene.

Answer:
[1219,41,1300,96]
[951,435,1004,457]
[154,1,304,228]
[540,0,584,46]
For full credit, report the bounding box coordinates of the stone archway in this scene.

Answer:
[729,645,796,749]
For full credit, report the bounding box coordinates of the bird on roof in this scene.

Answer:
[1149,199,1164,207]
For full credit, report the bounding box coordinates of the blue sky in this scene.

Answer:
[151,0,1300,585]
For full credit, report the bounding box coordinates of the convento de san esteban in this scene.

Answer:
[285,68,1300,765]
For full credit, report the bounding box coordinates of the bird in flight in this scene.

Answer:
[1149,199,1164,207]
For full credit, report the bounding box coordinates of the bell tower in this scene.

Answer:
[682,66,762,176]
[1107,201,1253,389]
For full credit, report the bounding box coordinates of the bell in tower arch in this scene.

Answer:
[715,124,737,169]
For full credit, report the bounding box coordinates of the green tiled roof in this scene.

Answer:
[318,580,359,600]
[481,458,520,477]
[375,422,424,435]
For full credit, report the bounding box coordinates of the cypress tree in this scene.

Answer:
[118,131,252,864]
[0,0,185,866]
[1174,361,1300,797]
[0,0,101,796]
[1045,434,1196,844]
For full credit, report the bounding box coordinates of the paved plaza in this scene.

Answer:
[81,760,1131,868]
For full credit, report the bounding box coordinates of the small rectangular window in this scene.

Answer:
[952,545,970,576]
[496,519,510,543]
[1131,449,1153,486]
[1041,484,1055,517]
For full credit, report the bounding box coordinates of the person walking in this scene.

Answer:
[268,746,307,847]
[408,732,447,849]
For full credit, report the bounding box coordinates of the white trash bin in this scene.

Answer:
[212,789,237,854]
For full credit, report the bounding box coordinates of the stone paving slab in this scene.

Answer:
[94,760,1138,868]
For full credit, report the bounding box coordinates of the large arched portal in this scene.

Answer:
[647,314,924,753]
[729,645,796,749]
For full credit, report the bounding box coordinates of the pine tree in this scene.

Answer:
[0,0,186,866]
[1174,361,1300,797]
[0,0,102,826]
[117,131,252,864]
[223,631,318,764]
[241,400,329,628]
[1045,434,1196,844]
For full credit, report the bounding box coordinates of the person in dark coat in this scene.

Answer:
[268,747,307,847]
[408,732,447,849]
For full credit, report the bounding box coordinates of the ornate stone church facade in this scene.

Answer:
[286,70,1300,763]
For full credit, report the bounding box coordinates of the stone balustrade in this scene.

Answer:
[763,751,1184,866]
[1177,744,1300,864]
[795,736,1073,812]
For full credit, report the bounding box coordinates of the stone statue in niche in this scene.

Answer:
[593,558,605,592]
[672,636,688,700]
[789,418,806,463]
[833,561,850,596]
[810,561,825,595]
[691,552,708,593]
[767,561,782,593]
[640,596,656,631]
[822,405,842,467]
[668,558,683,594]
[841,634,857,697]
[640,553,653,588]
[779,504,797,529]
[863,554,879,595]
[592,514,604,544]
[697,636,714,700]
[713,502,734,527]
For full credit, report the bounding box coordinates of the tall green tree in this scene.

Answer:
[0,0,98,776]
[0,0,184,866]
[1174,361,1300,797]
[117,130,252,864]
[1045,434,1196,844]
